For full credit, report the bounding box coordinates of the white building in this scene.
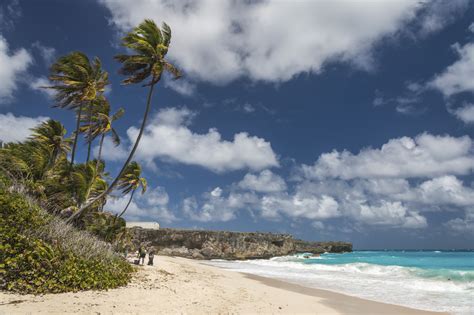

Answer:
[126,221,160,230]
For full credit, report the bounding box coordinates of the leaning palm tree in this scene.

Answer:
[68,19,180,223]
[80,96,124,163]
[30,119,71,171]
[116,161,147,218]
[46,52,109,166]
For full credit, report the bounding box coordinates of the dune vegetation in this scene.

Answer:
[0,19,180,294]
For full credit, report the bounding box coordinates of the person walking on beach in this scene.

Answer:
[148,248,155,266]
[138,246,146,265]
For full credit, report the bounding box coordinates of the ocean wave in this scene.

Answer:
[207,257,474,314]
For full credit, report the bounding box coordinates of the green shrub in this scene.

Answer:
[0,189,134,294]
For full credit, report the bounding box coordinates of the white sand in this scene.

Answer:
[0,256,446,314]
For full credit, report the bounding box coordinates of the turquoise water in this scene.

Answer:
[305,250,474,282]
[209,250,474,314]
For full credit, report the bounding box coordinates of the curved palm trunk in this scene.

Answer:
[86,141,92,162]
[67,81,157,223]
[97,133,105,161]
[94,133,105,177]
[70,104,83,166]
[117,189,135,218]
[86,104,93,162]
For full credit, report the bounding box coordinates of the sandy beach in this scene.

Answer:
[0,256,447,315]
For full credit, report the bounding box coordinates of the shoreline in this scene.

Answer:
[0,256,448,314]
[242,273,446,315]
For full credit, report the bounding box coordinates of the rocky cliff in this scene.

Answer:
[129,228,352,260]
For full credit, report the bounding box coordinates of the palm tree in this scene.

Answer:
[0,120,71,181]
[80,96,124,163]
[70,161,108,209]
[116,161,147,218]
[69,19,180,223]
[46,52,109,166]
[30,119,71,171]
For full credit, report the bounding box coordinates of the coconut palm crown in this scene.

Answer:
[116,161,147,219]
[48,52,109,108]
[69,19,178,223]
[46,52,109,166]
[114,19,181,85]
[117,161,147,196]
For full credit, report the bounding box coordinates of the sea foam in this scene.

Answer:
[207,251,474,315]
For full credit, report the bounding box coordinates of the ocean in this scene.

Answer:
[207,250,474,314]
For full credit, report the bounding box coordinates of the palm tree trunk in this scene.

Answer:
[117,189,135,218]
[98,133,105,161]
[86,141,92,162]
[67,80,157,223]
[94,133,105,177]
[70,104,83,166]
[86,104,93,162]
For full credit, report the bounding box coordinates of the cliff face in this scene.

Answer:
[129,228,352,260]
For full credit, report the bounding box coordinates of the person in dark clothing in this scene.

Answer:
[148,248,155,266]
[138,246,146,265]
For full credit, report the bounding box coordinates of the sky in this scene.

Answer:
[0,0,473,249]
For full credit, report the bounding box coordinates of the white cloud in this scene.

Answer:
[93,136,128,161]
[416,0,469,36]
[182,190,258,222]
[0,35,32,103]
[452,103,474,124]
[260,193,341,221]
[430,42,474,97]
[242,103,255,113]
[283,179,427,229]
[164,77,196,97]
[357,201,427,228]
[312,221,325,230]
[32,41,56,65]
[29,76,56,98]
[238,169,286,193]
[126,107,278,172]
[106,186,176,223]
[177,130,474,232]
[301,133,474,180]
[99,0,437,83]
[0,113,48,143]
[397,176,474,208]
[444,217,474,234]
[469,23,474,33]
[0,0,22,31]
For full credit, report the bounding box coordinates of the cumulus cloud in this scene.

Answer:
[178,130,474,232]
[289,179,428,229]
[396,176,474,208]
[182,189,258,222]
[300,133,474,180]
[106,186,176,223]
[0,36,33,104]
[452,103,474,124]
[430,42,474,97]
[260,193,341,221]
[238,170,286,193]
[0,113,48,143]
[444,217,474,234]
[357,201,427,228]
[125,107,278,172]
[99,0,441,83]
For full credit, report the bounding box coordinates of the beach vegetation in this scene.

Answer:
[0,18,177,294]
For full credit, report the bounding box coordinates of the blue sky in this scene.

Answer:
[0,0,473,249]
